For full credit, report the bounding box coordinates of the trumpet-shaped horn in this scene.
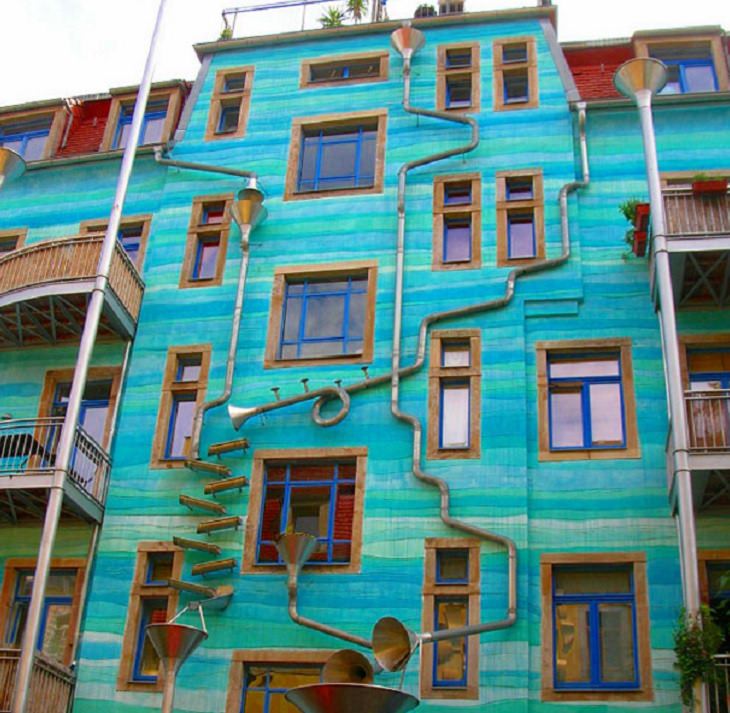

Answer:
[372,617,419,673]
[285,683,419,713]
[322,649,374,684]
[228,404,259,430]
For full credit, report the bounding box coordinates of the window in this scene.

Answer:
[699,551,730,652]
[496,169,544,266]
[0,559,84,667]
[180,195,233,288]
[0,108,65,161]
[536,339,639,461]
[433,174,481,270]
[264,261,377,368]
[225,651,330,713]
[437,43,480,112]
[117,543,183,691]
[113,99,167,150]
[151,345,210,467]
[0,228,26,255]
[301,52,388,87]
[284,110,387,201]
[80,215,151,270]
[206,66,254,140]
[421,539,480,700]
[243,448,366,574]
[427,330,481,459]
[540,553,652,702]
[493,37,538,111]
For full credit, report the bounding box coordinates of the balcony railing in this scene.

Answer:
[685,390,730,452]
[664,189,730,240]
[0,417,111,505]
[710,654,729,713]
[0,649,75,713]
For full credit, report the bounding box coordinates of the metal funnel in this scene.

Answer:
[614,58,668,99]
[146,623,208,677]
[322,649,374,684]
[233,180,267,230]
[372,617,418,673]
[0,147,26,190]
[275,532,318,570]
[390,24,425,63]
[285,683,419,713]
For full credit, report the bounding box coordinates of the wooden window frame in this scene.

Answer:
[100,87,183,153]
[699,549,730,604]
[540,552,653,702]
[150,345,211,468]
[421,538,480,700]
[264,260,377,369]
[432,173,481,270]
[225,649,332,713]
[678,333,730,387]
[493,37,538,112]
[0,228,27,254]
[427,329,481,460]
[283,109,387,202]
[117,542,184,692]
[79,215,152,272]
[0,558,86,667]
[242,447,367,575]
[300,51,389,89]
[496,168,544,266]
[436,43,480,113]
[179,194,234,289]
[536,338,640,461]
[205,66,254,141]
[0,106,66,161]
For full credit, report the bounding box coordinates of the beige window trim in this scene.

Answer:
[0,228,27,253]
[698,549,730,604]
[496,168,544,266]
[0,106,66,161]
[493,37,538,111]
[79,214,152,271]
[678,333,730,387]
[421,538,480,700]
[536,338,640,461]
[205,66,254,141]
[540,552,653,703]
[432,173,481,270]
[427,329,481,460]
[150,344,211,468]
[264,259,377,369]
[300,51,389,89]
[284,109,387,202]
[117,542,184,692]
[436,42,480,113]
[179,194,233,289]
[242,447,367,575]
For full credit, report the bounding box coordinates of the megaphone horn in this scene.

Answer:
[321,649,374,684]
[372,616,419,673]
[228,404,259,430]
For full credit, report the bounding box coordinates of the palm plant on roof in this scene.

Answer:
[347,0,368,22]
[319,6,346,27]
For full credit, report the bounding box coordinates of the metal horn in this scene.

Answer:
[372,617,419,673]
[228,384,350,429]
[322,649,374,684]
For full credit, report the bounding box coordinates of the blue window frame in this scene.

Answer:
[506,176,533,201]
[507,212,536,259]
[217,102,241,134]
[132,597,168,682]
[444,182,471,205]
[445,48,472,69]
[113,99,167,150]
[439,380,470,449]
[117,223,143,266]
[433,596,468,688]
[164,392,196,460]
[279,276,367,360]
[256,461,357,566]
[443,215,472,263]
[552,565,639,690]
[445,75,472,109]
[502,42,528,64]
[436,549,469,584]
[547,352,626,451]
[223,74,247,93]
[0,119,51,161]
[296,123,376,193]
[503,68,529,104]
[240,662,322,713]
[657,57,718,95]
[175,354,202,383]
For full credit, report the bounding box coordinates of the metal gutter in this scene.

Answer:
[175,56,212,143]
[541,17,580,104]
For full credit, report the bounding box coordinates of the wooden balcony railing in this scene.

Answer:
[0,649,75,713]
[664,189,730,240]
[710,654,729,713]
[685,390,730,452]
[0,234,144,321]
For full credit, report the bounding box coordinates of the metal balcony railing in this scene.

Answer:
[0,649,75,713]
[685,390,730,452]
[710,654,730,713]
[0,417,111,506]
[664,189,730,240]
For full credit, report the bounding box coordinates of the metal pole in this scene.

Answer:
[161,670,177,713]
[11,2,168,710]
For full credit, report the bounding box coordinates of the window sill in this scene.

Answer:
[263,353,369,369]
[542,687,652,703]
[428,446,480,460]
[149,458,189,469]
[421,686,479,701]
[539,446,640,462]
[284,184,382,202]
[241,561,360,575]
[117,678,164,693]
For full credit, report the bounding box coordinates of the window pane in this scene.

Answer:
[442,343,470,367]
[503,42,528,63]
[599,603,636,682]
[555,568,632,595]
[137,599,167,678]
[437,549,469,582]
[142,115,165,145]
[167,395,196,458]
[298,137,318,189]
[303,295,345,339]
[288,485,330,539]
[684,64,716,93]
[224,74,246,92]
[589,383,624,445]
[444,217,471,263]
[347,292,366,340]
[319,140,358,181]
[549,357,620,379]
[506,176,533,200]
[358,134,376,185]
[23,134,48,162]
[218,104,240,133]
[41,603,71,660]
[194,237,220,280]
[504,70,529,103]
[46,571,76,597]
[147,553,173,583]
[550,389,583,448]
[5,600,28,647]
[555,603,591,683]
[508,215,535,258]
[444,182,471,205]
[445,49,472,68]
[446,77,472,108]
[435,598,467,683]
[441,383,470,448]
[282,295,302,343]
[176,355,202,382]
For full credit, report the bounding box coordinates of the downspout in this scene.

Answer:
[11,2,169,711]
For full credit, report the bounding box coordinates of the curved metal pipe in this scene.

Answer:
[153,146,256,178]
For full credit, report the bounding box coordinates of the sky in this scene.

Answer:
[3,0,729,106]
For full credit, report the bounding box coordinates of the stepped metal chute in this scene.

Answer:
[0,147,25,191]
[285,683,419,713]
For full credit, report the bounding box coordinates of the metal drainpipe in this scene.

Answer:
[11,2,169,711]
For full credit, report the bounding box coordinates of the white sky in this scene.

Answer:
[3,0,729,106]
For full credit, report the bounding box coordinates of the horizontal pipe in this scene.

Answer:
[153,146,255,178]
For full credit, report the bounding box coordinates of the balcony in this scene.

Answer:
[660,189,730,307]
[0,649,75,713]
[0,417,110,523]
[0,234,144,347]
[710,654,729,713]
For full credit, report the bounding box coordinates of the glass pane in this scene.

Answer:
[242,689,266,713]
[268,666,322,689]
[349,60,379,78]
[508,216,535,258]
[444,182,471,205]
[195,239,219,280]
[503,42,528,63]
[23,134,48,162]
[260,486,284,542]
[142,115,165,145]
[224,74,246,92]
[589,383,624,445]
[555,568,632,595]
[115,121,131,150]
[5,601,28,647]
[347,292,366,340]
[333,483,355,542]
[447,78,471,107]
[288,485,330,538]
[319,140,357,180]
[176,356,201,382]
[218,104,240,133]
[2,137,24,155]
[298,138,318,187]
[138,599,167,678]
[311,64,345,81]
[444,219,471,263]
[442,343,470,368]
[555,603,591,683]
[80,403,108,443]
[290,463,335,482]
[41,603,71,660]
[358,135,376,185]
[550,390,583,448]
[506,177,533,200]
[708,562,730,596]
[549,357,620,379]
[46,571,75,597]
[445,49,472,68]
[435,598,467,683]
[147,553,173,583]
[660,65,682,94]
[18,573,35,596]
[684,64,716,93]
[303,295,345,339]
[298,338,344,358]
[282,295,302,342]
[437,549,469,582]
[599,603,636,682]
[168,397,195,458]
[307,280,349,294]
[504,71,529,102]
[441,383,470,448]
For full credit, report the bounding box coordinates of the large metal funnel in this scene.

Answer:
[233,180,267,230]
[372,617,418,673]
[614,58,668,99]
[285,683,419,713]
[146,623,208,677]
[275,532,318,571]
[390,24,425,63]
[322,649,374,684]
[0,147,26,190]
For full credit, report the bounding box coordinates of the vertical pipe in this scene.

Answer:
[11,2,168,711]
[160,671,176,713]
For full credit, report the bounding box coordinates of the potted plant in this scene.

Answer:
[415,4,437,16]
[691,173,728,196]
[218,25,233,40]
[619,198,650,257]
